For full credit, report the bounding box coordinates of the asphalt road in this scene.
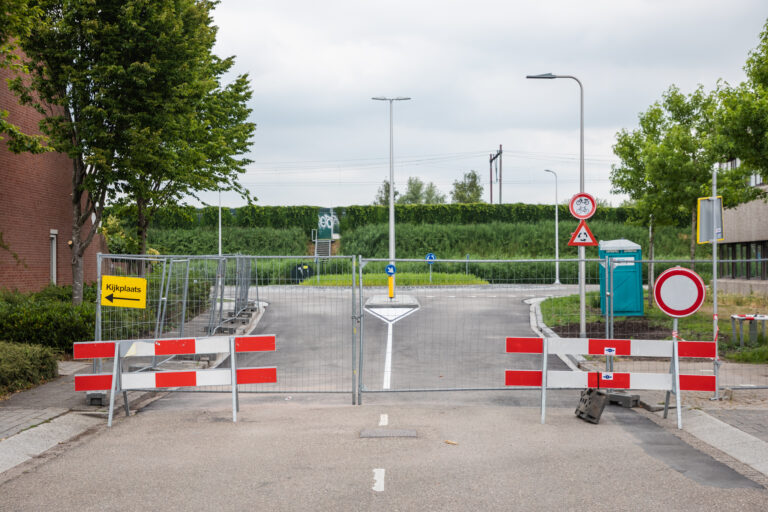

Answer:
[1,394,765,511]
[2,284,766,509]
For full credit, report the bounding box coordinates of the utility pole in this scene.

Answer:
[489,145,502,204]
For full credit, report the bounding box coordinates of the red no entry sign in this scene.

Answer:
[654,267,706,318]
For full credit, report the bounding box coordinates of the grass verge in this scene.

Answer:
[301,272,489,287]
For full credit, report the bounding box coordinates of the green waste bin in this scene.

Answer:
[599,239,644,317]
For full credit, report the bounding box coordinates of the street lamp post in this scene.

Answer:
[544,169,560,285]
[527,73,585,337]
[372,96,411,270]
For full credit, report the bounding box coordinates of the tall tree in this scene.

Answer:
[423,181,446,204]
[373,179,399,205]
[8,0,254,301]
[717,19,768,179]
[395,177,445,204]
[450,170,484,203]
[397,177,425,204]
[612,85,759,279]
[0,0,47,153]
[113,1,255,254]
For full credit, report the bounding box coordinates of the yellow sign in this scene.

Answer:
[101,275,147,309]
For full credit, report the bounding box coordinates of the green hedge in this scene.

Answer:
[126,203,637,233]
[341,221,706,259]
[0,299,95,353]
[147,226,307,255]
[0,341,59,396]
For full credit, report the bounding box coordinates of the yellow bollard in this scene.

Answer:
[388,275,394,299]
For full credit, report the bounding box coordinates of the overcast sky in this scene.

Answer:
[194,0,767,209]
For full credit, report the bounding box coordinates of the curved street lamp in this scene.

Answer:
[527,72,585,337]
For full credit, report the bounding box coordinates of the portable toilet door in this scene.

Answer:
[598,239,644,317]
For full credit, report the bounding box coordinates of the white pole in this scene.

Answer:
[388,99,395,267]
[712,167,720,400]
[372,96,411,288]
[218,190,222,257]
[526,73,585,337]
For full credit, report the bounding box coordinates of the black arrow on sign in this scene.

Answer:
[105,293,140,303]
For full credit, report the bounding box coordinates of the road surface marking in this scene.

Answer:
[379,414,388,426]
[383,324,393,389]
[373,469,385,492]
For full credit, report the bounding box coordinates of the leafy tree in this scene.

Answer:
[373,179,399,205]
[450,170,484,203]
[395,177,446,204]
[423,182,446,204]
[397,177,425,204]
[0,0,48,153]
[612,85,759,285]
[112,1,255,255]
[716,19,768,180]
[8,0,254,301]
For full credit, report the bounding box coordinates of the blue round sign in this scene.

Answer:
[425,253,436,264]
[385,264,396,276]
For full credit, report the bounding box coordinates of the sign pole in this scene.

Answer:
[712,168,721,401]
[673,318,682,429]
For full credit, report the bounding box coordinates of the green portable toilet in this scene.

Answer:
[599,239,644,317]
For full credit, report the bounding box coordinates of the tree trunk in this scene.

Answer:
[647,216,654,309]
[690,209,697,270]
[137,196,149,255]
[70,219,85,306]
[136,197,150,277]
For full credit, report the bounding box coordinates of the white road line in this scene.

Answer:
[383,323,393,390]
[379,414,388,426]
[372,468,386,492]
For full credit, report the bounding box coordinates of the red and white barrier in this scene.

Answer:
[73,335,277,425]
[506,336,717,359]
[504,336,717,428]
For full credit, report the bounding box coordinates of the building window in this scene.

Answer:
[49,230,57,285]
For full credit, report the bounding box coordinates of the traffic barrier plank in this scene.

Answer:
[588,339,631,356]
[236,335,276,352]
[74,374,113,391]
[73,342,115,359]
[678,341,717,359]
[679,375,716,392]
[154,338,196,355]
[504,370,542,386]
[237,367,277,384]
[505,337,543,354]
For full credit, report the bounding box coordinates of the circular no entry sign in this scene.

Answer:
[569,193,597,220]
[654,267,706,318]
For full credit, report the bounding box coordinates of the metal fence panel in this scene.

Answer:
[96,254,357,395]
[358,258,586,394]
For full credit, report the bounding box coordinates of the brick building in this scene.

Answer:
[0,65,103,292]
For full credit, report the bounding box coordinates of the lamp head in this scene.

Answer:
[526,73,556,79]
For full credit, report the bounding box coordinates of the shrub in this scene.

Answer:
[0,300,95,353]
[0,341,58,396]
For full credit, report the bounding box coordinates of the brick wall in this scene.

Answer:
[0,65,103,292]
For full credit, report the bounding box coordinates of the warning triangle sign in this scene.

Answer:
[568,219,598,247]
